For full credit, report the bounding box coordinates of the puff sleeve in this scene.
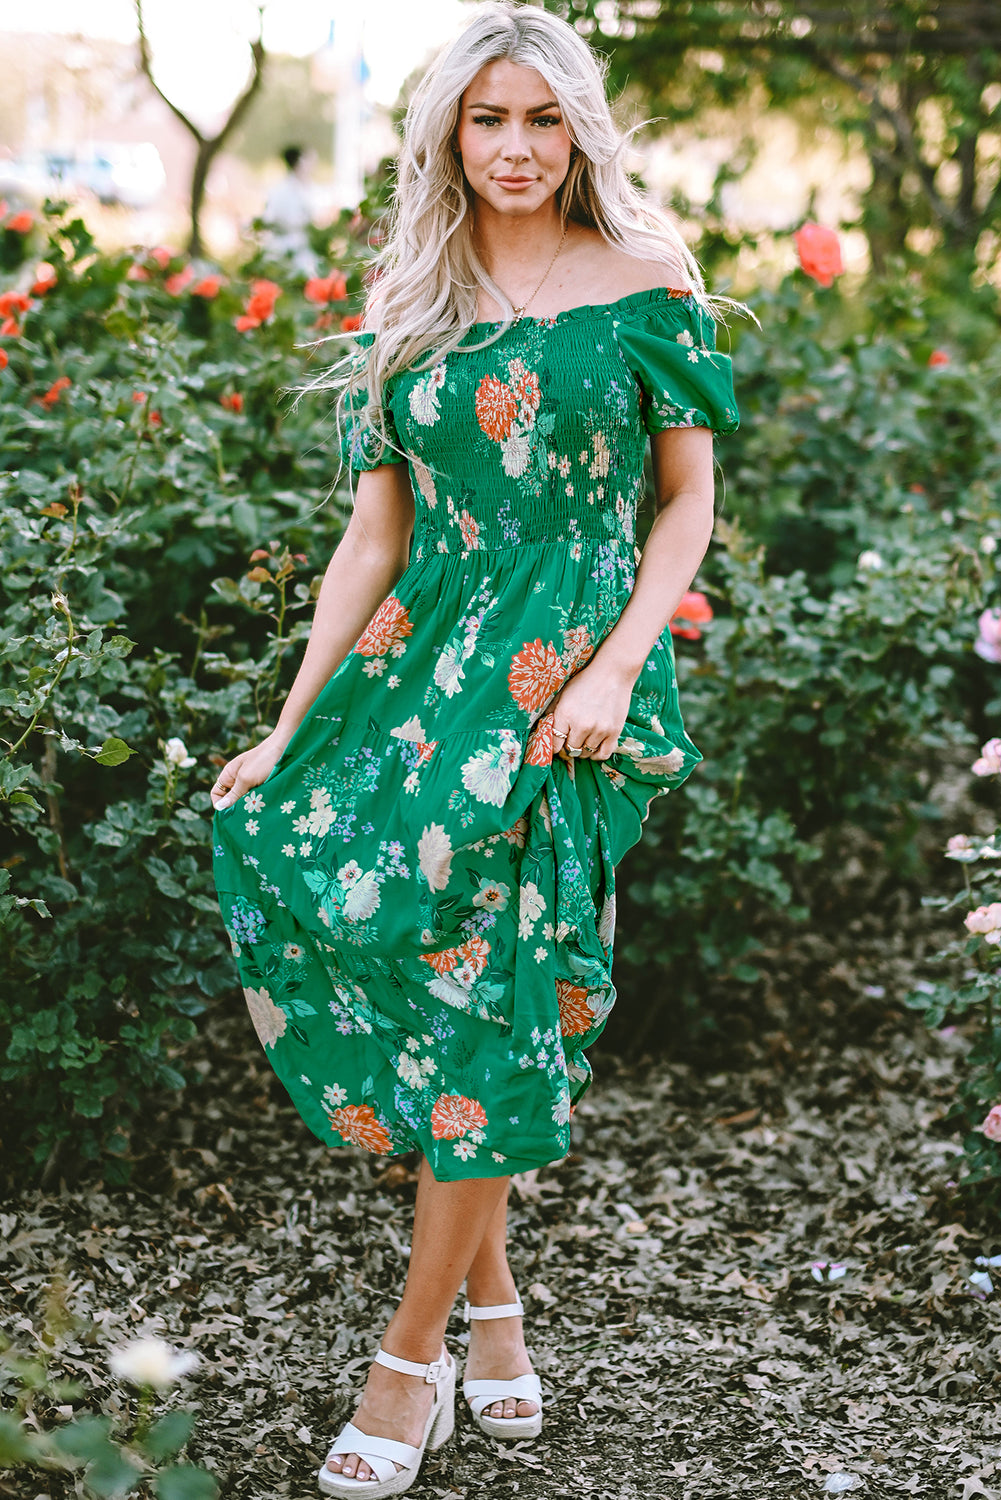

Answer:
[614,294,740,437]
[338,334,408,472]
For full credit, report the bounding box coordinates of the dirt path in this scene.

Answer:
[3,967,999,1500]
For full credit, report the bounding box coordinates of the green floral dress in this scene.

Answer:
[212,287,738,1181]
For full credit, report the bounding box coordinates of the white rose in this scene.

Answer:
[109,1337,199,1390]
[856,550,883,572]
[163,737,195,768]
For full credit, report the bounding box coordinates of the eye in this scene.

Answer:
[533,116,563,128]
[472,115,501,127]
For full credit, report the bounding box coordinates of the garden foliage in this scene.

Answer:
[1,202,999,1189]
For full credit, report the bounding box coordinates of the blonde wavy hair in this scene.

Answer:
[333,0,714,432]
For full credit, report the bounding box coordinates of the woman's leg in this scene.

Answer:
[328,1160,509,1482]
[463,1181,540,1422]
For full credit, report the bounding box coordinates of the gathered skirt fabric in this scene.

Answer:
[212,291,738,1180]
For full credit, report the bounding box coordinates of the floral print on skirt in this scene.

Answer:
[212,287,739,1181]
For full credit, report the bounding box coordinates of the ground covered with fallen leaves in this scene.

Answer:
[3,865,1001,1500]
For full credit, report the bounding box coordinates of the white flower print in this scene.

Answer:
[307,786,336,838]
[588,431,610,479]
[245,818,259,835]
[362,658,387,677]
[453,1139,478,1161]
[397,1053,426,1090]
[244,791,265,812]
[244,985,287,1049]
[501,429,531,477]
[280,799,295,814]
[391,715,426,742]
[427,971,475,1008]
[460,732,520,807]
[598,893,616,948]
[338,860,362,886]
[281,843,295,856]
[433,643,465,698]
[323,1082,348,1108]
[412,458,437,507]
[403,771,419,794]
[284,941,305,962]
[408,361,446,425]
[342,870,381,921]
[417,822,454,892]
[677,329,694,347]
[388,674,401,688]
[518,880,546,939]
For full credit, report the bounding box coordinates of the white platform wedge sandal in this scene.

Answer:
[461,1299,543,1441]
[317,1347,455,1498]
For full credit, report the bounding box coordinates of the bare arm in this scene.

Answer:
[549,426,715,761]
[211,462,414,808]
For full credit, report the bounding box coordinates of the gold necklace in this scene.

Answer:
[506,226,569,323]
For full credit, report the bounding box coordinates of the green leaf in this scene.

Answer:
[153,1464,219,1500]
[10,791,44,811]
[92,737,135,767]
[0,1412,35,1464]
[141,1410,194,1463]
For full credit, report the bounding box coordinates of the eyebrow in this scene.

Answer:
[466,101,560,114]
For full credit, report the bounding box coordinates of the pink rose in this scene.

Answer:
[973,737,1001,776]
[965,904,1001,943]
[946,834,973,857]
[982,1105,1001,1144]
[975,608,1001,664]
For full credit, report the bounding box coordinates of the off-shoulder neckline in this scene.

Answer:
[463,284,697,335]
[354,286,700,344]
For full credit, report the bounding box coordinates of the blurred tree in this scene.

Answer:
[229,56,334,169]
[556,0,1001,275]
[135,0,268,256]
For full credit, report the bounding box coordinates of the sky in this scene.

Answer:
[0,0,468,111]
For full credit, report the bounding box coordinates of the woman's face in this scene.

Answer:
[455,59,573,220]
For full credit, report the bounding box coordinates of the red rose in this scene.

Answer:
[670,590,714,641]
[341,312,363,332]
[304,271,348,305]
[0,291,29,318]
[127,263,150,282]
[794,223,844,287]
[149,246,172,269]
[0,316,21,337]
[235,313,260,333]
[39,375,71,408]
[0,348,7,371]
[245,278,281,322]
[191,275,222,299]
[220,391,243,413]
[165,266,194,296]
[927,348,950,368]
[6,210,34,234]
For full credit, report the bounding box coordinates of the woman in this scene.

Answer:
[211,3,738,1494]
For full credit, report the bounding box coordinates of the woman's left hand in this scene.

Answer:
[549,660,635,762]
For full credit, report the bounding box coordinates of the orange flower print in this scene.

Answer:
[475,374,518,441]
[524,712,554,767]
[354,595,413,656]
[459,509,480,549]
[501,814,529,847]
[430,1093,488,1140]
[556,978,594,1036]
[420,935,490,977]
[327,1103,393,1153]
[508,639,566,715]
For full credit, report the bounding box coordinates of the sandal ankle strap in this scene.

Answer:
[463,1298,525,1322]
[374,1347,445,1384]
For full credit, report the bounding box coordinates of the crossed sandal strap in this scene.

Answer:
[325,1423,420,1484]
[374,1347,445,1384]
[462,1372,542,1418]
[462,1298,525,1321]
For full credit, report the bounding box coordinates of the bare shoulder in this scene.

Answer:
[573,232,693,301]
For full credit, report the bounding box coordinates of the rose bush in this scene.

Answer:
[2,201,999,1183]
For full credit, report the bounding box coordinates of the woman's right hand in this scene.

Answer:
[210,730,290,811]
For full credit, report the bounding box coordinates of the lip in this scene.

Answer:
[493,175,536,188]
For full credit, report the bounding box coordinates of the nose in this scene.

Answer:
[501,125,530,163]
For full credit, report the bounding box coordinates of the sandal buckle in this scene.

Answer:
[425,1359,442,1384]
